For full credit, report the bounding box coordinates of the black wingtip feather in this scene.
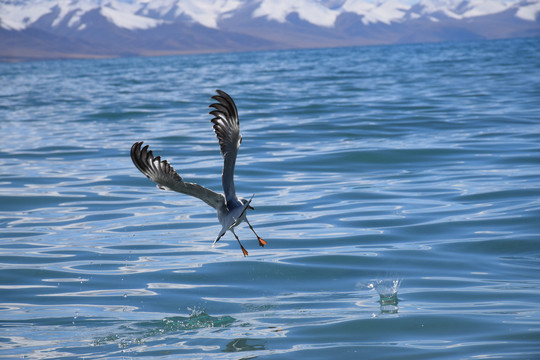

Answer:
[209,90,238,121]
[130,141,183,183]
[131,141,148,176]
[208,90,240,158]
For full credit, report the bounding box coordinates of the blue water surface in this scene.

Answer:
[1,38,539,359]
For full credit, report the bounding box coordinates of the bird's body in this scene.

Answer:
[130,90,265,256]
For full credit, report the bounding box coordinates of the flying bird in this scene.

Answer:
[130,90,266,256]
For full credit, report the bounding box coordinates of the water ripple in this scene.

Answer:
[1,38,539,359]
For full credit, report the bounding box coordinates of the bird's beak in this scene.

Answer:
[248,205,254,210]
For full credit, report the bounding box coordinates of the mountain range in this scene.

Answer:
[1,0,539,62]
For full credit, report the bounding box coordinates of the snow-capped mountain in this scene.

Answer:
[0,0,538,61]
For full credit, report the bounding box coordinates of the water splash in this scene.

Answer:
[92,308,236,348]
[149,310,236,333]
[369,277,402,314]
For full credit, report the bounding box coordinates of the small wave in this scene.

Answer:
[93,308,236,348]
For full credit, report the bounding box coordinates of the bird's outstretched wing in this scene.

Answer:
[209,89,242,208]
[130,141,224,210]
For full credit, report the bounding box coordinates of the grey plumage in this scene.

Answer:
[130,90,266,256]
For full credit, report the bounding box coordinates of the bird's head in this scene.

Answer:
[240,197,255,210]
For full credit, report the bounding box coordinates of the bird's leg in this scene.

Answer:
[246,218,267,247]
[232,230,248,256]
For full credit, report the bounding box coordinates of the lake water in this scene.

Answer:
[1,38,539,359]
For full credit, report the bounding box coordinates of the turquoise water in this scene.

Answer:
[1,38,539,359]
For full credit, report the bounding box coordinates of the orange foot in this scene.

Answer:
[241,246,249,257]
[258,237,267,247]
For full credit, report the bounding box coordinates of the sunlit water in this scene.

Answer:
[1,38,539,359]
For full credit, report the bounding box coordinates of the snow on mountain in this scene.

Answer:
[516,0,540,20]
[0,0,58,30]
[343,0,411,25]
[137,0,242,29]
[416,0,512,20]
[1,0,538,32]
[174,0,242,28]
[0,0,246,30]
[100,2,164,29]
[416,0,461,19]
[0,0,158,31]
[52,1,93,28]
[0,0,538,62]
[253,0,341,27]
[341,0,376,17]
[459,0,511,17]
